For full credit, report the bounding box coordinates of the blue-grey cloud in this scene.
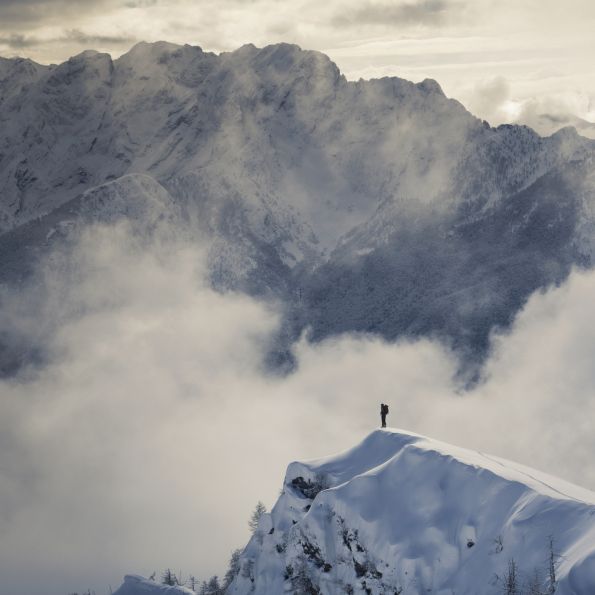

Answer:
[332,0,456,28]
[0,0,110,24]
[0,29,134,54]
[0,33,38,48]
[63,28,136,46]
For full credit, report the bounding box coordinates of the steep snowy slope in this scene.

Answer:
[2,41,595,374]
[227,429,595,594]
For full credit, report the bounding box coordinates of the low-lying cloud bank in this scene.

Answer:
[1,222,595,595]
[466,76,595,139]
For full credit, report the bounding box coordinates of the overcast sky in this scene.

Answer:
[0,0,594,135]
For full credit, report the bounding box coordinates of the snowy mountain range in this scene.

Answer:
[1,41,595,378]
[114,429,595,595]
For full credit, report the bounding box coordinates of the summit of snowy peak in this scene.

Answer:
[233,42,342,83]
[548,125,589,156]
[123,40,185,57]
[0,55,45,74]
[114,40,215,88]
[416,77,445,96]
[0,56,47,94]
[46,48,113,85]
[288,428,595,507]
[551,125,580,139]
[231,42,259,56]
[71,48,111,60]
[54,49,114,74]
[117,40,192,64]
[259,41,304,55]
[228,429,595,595]
[250,41,316,65]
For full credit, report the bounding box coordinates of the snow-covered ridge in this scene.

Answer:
[227,429,595,594]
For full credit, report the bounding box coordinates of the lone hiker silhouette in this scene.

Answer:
[380,403,389,428]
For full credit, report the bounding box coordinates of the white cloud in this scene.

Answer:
[461,76,595,137]
[464,75,512,123]
[0,225,282,595]
[2,221,595,594]
[512,93,595,138]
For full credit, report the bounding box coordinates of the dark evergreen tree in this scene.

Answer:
[526,569,544,595]
[505,559,519,595]
[198,575,223,595]
[162,569,176,586]
[547,536,558,594]
[207,575,221,593]
[223,549,242,590]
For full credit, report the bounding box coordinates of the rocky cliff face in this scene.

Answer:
[1,41,594,377]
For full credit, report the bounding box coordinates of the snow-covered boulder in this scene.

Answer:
[228,429,595,594]
[113,575,195,595]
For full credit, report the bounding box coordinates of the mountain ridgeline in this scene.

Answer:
[1,41,594,379]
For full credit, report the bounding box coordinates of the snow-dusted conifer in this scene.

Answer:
[223,549,242,590]
[248,501,267,533]
[161,569,176,586]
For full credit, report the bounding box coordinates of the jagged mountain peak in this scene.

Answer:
[126,39,188,54]
[248,41,336,67]
[70,48,111,61]
[416,76,445,96]
[46,49,113,83]
[117,40,212,67]
[0,54,45,71]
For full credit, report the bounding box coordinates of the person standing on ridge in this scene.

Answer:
[380,403,389,428]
